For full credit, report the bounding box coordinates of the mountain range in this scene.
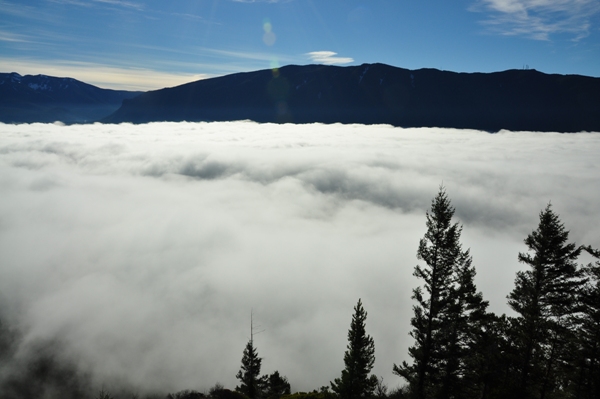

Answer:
[0,72,140,124]
[3,64,600,132]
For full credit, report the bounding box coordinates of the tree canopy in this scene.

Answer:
[236,339,265,399]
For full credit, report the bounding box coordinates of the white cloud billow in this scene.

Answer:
[473,0,600,40]
[306,51,354,65]
[0,122,599,395]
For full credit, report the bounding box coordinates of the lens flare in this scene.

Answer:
[263,20,272,33]
[263,32,276,46]
[270,58,280,71]
[262,18,276,46]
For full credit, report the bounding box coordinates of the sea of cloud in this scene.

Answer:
[0,121,599,395]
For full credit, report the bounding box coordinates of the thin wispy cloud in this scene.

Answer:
[306,51,354,65]
[200,48,301,68]
[47,0,144,11]
[46,0,93,7]
[94,0,144,11]
[0,0,51,20]
[0,30,31,43]
[170,12,213,22]
[472,0,600,40]
[204,48,283,61]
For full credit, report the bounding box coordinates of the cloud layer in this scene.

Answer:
[0,122,599,396]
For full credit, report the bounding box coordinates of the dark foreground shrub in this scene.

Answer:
[167,389,205,399]
[282,388,334,399]
[209,388,248,399]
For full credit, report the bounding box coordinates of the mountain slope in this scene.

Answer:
[103,63,600,132]
[0,73,142,124]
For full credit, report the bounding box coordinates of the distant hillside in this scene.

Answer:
[0,73,141,124]
[103,63,600,132]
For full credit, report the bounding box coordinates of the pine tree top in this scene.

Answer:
[509,203,583,320]
[331,298,377,399]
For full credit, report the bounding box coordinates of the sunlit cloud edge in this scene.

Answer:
[306,51,354,65]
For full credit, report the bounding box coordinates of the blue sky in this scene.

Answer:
[1,0,599,90]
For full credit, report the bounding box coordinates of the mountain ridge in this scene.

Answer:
[0,72,141,124]
[103,63,600,132]
[2,64,599,132]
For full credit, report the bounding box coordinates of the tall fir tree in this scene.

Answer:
[507,204,582,399]
[393,187,488,399]
[236,338,265,399]
[331,299,378,399]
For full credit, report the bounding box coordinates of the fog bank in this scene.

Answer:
[0,121,599,396]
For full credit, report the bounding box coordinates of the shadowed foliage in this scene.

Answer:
[331,299,378,399]
[394,187,490,399]
[507,204,583,399]
[236,339,266,399]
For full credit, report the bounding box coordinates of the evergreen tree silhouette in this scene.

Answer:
[394,187,488,399]
[236,339,266,399]
[264,371,291,399]
[507,204,582,399]
[331,299,378,399]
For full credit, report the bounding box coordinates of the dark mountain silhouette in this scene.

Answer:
[102,63,600,132]
[0,72,141,124]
